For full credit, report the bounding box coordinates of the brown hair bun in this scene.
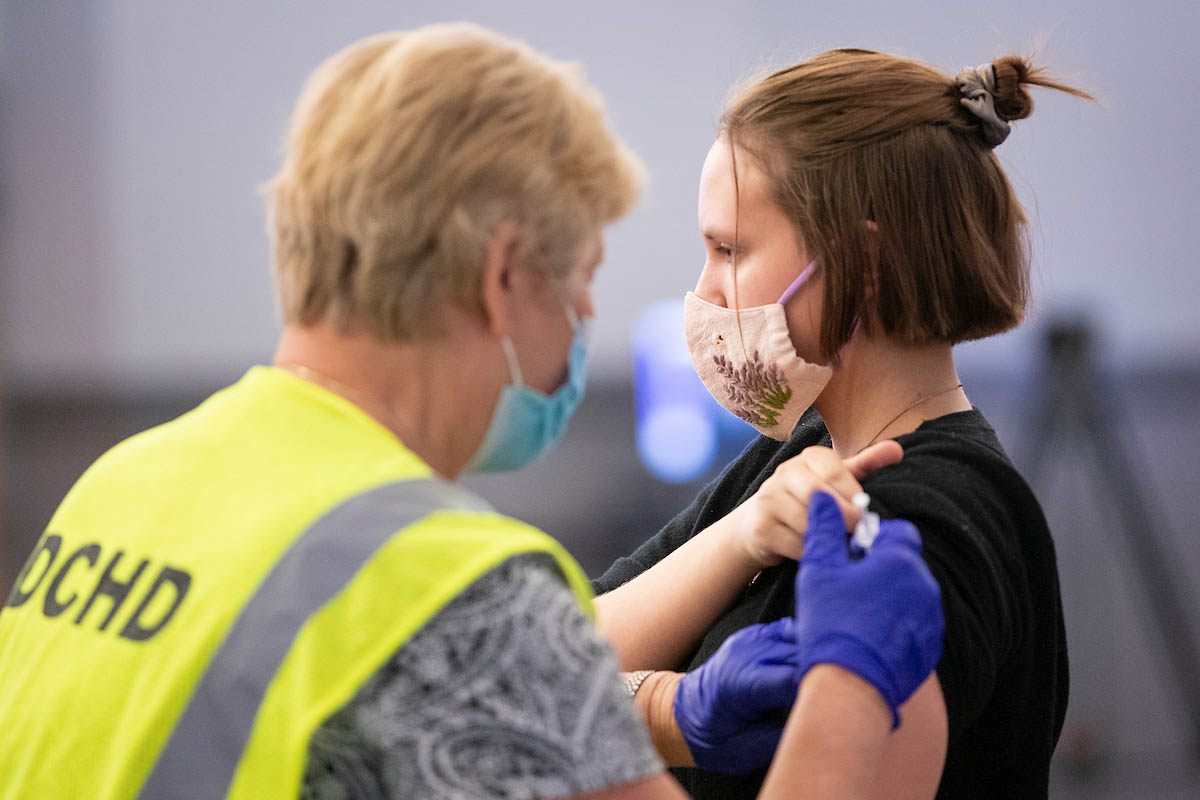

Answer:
[991,55,1094,122]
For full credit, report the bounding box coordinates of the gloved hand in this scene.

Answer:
[794,491,944,728]
[673,617,801,774]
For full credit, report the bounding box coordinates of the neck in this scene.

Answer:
[272,319,499,480]
[813,334,968,458]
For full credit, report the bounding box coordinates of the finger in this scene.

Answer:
[759,493,809,561]
[845,440,904,480]
[794,463,862,527]
[745,664,802,710]
[801,491,849,565]
[761,615,797,642]
[732,618,791,645]
[750,618,801,662]
[738,616,795,642]
[796,447,864,515]
[872,518,923,555]
[772,457,860,529]
[769,527,806,562]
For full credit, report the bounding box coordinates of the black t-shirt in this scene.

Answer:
[594,407,1068,799]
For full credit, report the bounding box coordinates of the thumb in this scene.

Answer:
[845,440,903,480]
[744,663,803,710]
[758,616,797,644]
[802,491,849,565]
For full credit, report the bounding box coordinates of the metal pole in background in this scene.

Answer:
[1024,318,1200,763]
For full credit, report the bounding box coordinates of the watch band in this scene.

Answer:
[622,669,655,698]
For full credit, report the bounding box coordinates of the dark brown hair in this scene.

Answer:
[722,49,1092,360]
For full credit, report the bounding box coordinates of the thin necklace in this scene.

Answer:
[861,383,963,450]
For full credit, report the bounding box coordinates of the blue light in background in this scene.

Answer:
[632,299,756,483]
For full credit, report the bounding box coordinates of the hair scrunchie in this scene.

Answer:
[956,63,1011,148]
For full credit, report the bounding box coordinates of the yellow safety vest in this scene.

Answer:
[0,367,594,799]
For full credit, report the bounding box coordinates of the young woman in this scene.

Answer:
[596,49,1091,800]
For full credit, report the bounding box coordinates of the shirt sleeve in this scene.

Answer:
[301,553,664,800]
[863,453,1020,742]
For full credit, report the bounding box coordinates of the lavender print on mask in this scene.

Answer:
[712,351,792,429]
[684,263,832,440]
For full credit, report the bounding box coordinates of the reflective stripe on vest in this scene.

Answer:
[138,477,491,799]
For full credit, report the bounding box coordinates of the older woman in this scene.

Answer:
[0,25,943,800]
[594,50,1091,800]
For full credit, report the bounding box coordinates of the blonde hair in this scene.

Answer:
[722,49,1092,360]
[266,23,643,340]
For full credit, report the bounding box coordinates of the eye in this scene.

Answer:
[714,242,735,260]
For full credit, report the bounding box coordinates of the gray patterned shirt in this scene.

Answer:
[301,553,663,799]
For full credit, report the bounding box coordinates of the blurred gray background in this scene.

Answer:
[2,1,1197,797]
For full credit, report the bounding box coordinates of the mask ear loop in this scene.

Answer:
[499,337,525,389]
[778,259,818,306]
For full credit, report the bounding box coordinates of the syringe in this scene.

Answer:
[852,492,880,551]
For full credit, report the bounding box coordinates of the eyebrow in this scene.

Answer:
[702,230,736,243]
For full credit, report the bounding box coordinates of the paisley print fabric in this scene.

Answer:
[301,554,662,799]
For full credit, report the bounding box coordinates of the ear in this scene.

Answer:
[479,221,523,339]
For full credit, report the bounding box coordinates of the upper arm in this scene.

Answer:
[866,472,1016,738]
[761,670,947,800]
[304,554,663,800]
[865,673,948,800]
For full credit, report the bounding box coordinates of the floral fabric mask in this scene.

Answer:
[683,260,833,440]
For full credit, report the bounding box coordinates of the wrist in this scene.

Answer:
[622,669,655,698]
[633,670,694,767]
[712,507,776,576]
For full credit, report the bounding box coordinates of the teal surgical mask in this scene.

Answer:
[465,305,590,473]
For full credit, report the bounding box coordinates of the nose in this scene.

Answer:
[577,291,596,322]
[693,262,730,308]
[568,289,595,326]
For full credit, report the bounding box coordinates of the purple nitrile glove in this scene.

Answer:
[673,617,801,774]
[794,491,944,729]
